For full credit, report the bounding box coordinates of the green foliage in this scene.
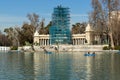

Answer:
[0,33,12,46]
[39,20,52,34]
[11,46,18,50]
[34,42,39,46]
[25,41,31,46]
[103,46,120,50]
[44,21,52,34]
[103,46,110,50]
[114,46,120,50]
[4,27,18,46]
[93,40,98,45]
[72,22,86,34]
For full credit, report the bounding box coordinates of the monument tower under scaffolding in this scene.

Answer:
[50,5,72,44]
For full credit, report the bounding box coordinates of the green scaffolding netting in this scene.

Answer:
[50,5,72,44]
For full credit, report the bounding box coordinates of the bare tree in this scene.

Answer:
[90,0,108,44]
[27,13,39,28]
[4,27,19,47]
[90,0,120,48]
[27,13,40,37]
[103,0,120,48]
[39,18,46,34]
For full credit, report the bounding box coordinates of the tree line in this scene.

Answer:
[0,13,86,47]
[90,0,120,49]
[1,13,52,47]
[0,0,120,49]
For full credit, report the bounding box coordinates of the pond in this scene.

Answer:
[0,51,120,80]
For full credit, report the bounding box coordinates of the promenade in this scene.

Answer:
[1,45,118,53]
[19,45,115,52]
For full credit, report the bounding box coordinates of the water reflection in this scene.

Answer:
[33,52,51,80]
[0,52,120,80]
[49,53,73,80]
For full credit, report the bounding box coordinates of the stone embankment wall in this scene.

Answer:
[0,46,10,51]
[29,45,107,52]
[0,45,108,52]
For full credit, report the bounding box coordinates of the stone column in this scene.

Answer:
[78,39,79,45]
[40,39,42,45]
[47,39,48,45]
[45,39,46,45]
[41,39,43,45]
[76,39,77,45]
[72,39,75,45]
[77,39,79,45]
[84,38,85,44]
[43,39,44,45]
[82,38,84,44]
[77,39,78,45]
[39,39,41,45]
[79,39,81,45]
[78,39,80,45]
[75,39,76,45]
[83,38,84,44]
[48,39,49,45]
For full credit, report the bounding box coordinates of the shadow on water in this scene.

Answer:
[0,51,120,80]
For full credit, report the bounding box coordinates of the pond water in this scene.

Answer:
[0,51,120,80]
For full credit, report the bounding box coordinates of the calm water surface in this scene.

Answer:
[0,51,120,80]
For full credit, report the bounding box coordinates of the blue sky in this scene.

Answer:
[0,0,92,32]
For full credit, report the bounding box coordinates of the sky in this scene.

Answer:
[0,0,92,32]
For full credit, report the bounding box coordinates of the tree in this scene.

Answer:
[72,22,86,34]
[102,0,120,48]
[27,13,39,28]
[38,19,52,34]
[90,0,120,48]
[39,19,45,34]
[21,13,40,45]
[4,27,19,46]
[90,0,108,44]
[0,32,11,46]
[110,11,120,46]
[44,21,52,34]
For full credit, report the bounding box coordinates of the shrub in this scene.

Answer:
[25,41,31,46]
[114,46,120,50]
[103,46,110,50]
[11,46,18,50]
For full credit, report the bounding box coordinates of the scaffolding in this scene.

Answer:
[50,5,72,44]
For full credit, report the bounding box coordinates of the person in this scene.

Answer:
[42,47,47,52]
[93,52,95,54]
[88,52,90,54]
[55,46,58,51]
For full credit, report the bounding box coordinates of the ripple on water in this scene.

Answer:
[0,52,120,80]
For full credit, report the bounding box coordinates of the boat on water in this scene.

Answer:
[84,52,96,56]
[44,49,53,54]
[45,51,53,54]
[43,48,53,54]
[84,53,95,56]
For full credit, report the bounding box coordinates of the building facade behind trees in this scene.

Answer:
[34,5,102,46]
